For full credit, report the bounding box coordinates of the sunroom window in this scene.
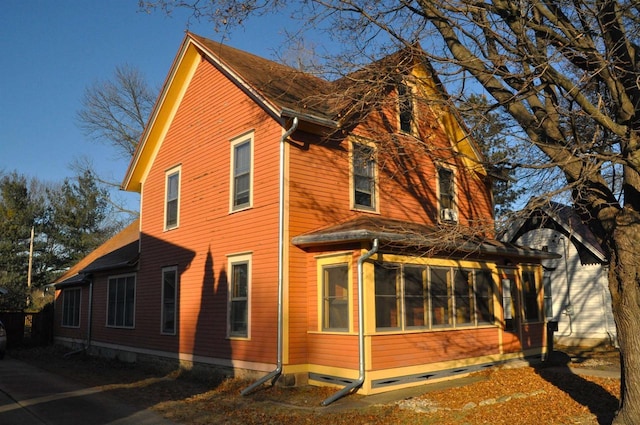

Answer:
[374,263,495,331]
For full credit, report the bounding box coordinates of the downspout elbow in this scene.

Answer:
[322,238,379,406]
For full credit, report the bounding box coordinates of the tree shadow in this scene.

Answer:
[533,350,618,425]
[193,247,232,364]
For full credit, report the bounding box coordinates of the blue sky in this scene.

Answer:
[0,1,303,211]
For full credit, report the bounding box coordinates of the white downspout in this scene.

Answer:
[86,278,93,349]
[242,116,299,396]
[322,238,379,406]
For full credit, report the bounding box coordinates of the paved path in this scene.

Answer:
[0,357,177,425]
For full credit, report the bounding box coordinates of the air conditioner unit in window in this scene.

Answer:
[441,208,458,222]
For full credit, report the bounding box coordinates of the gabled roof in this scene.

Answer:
[54,220,140,288]
[189,33,336,123]
[501,201,608,264]
[293,216,557,260]
[123,33,486,191]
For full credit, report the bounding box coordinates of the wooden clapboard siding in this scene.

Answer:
[306,333,360,370]
[56,32,540,391]
[370,328,500,370]
[129,55,283,363]
[502,330,522,355]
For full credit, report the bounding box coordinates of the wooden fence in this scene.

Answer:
[0,305,53,348]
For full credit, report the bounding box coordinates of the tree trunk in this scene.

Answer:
[610,211,640,424]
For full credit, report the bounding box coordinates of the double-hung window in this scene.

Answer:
[107,274,136,328]
[161,267,178,335]
[165,167,180,230]
[352,142,377,211]
[398,82,415,134]
[374,263,495,331]
[62,288,81,328]
[322,264,350,331]
[230,133,253,211]
[438,166,457,222]
[228,254,251,338]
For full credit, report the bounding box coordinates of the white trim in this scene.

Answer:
[55,338,275,372]
[106,273,137,329]
[164,165,181,231]
[397,80,418,135]
[229,132,255,213]
[436,164,458,223]
[160,266,178,335]
[349,140,379,212]
[61,287,82,328]
[226,253,252,339]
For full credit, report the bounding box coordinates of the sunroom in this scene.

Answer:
[292,216,557,397]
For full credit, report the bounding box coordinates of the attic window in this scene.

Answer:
[438,166,457,222]
[398,82,414,134]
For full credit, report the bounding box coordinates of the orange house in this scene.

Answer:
[53,32,556,401]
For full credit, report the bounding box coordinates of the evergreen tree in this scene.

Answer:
[0,170,117,310]
[0,173,45,310]
[48,170,115,266]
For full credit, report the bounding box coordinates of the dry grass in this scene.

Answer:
[10,345,620,425]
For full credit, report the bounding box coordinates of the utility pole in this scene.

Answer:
[27,225,34,306]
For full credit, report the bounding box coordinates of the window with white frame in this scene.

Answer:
[398,82,415,134]
[165,167,180,230]
[227,254,251,338]
[322,263,350,331]
[374,263,495,331]
[107,274,136,328]
[352,142,377,211]
[502,277,516,331]
[161,267,178,335]
[437,166,457,222]
[62,287,81,328]
[230,133,253,211]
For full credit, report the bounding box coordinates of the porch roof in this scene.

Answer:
[292,216,558,260]
[54,220,140,289]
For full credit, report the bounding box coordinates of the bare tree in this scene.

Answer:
[142,1,639,421]
[76,64,156,218]
[78,64,156,158]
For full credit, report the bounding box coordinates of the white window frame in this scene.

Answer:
[350,140,378,212]
[61,287,81,328]
[398,81,417,134]
[161,266,178,335]
[106,273,136,329]
[227,253,252,339]
[164,166,181,230]
[229,132,254,212]
[437,165,457,223]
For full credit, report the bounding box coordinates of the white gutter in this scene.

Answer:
[242,116,299,396]
[322,238,379,406]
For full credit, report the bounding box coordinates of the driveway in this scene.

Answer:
[0,356,177,425]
